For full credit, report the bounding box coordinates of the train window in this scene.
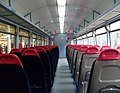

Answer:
[37,36,41,46]
[0,33,15,53]
[110,31,120,48]
[95,27,106,35]
[77,36,82,40]
[87,32,93,37]
[96,34,107,47]
[32,33,37,46]
[45,38,48,45]
[41,37,47,46]
[88,37,94,45]
[19,29,29,37]
[82,35,87,38]
[0,22,16,34]
[19,36,29,48]
[83,38,88,44]
[22,37,28,48]
[110,21,120,31]
[77,39,84,44]
[77,36,83,44]
[71,39,76,45]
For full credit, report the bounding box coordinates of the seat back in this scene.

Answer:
[69,47,76,70]
[21,49,46,93]
[10,48,22,59]
[78,47,100,93]
[101,45,111,51]
[0,54,31,93]
[72,49,79,75]
[43,47,54,81]
[0,51,2,54]
[72,47,82,76]
[74,45,89,85]
[37,48,52,92]
[87,49,120,93]
[117,46,120,51]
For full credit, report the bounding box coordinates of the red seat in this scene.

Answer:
[0,54,31,93]
[101,45,111,51]
[36,48,52,92]
[87,49,120,93]
[10,48,22,59]
[21,49,47,93]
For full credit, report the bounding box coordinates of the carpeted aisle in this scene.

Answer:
[51,58,77,93]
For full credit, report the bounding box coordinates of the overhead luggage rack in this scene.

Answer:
[0,1,50,37]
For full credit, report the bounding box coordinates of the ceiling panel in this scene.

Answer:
[0,0,117,36]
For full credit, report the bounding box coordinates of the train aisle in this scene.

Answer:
[51,58,77,93]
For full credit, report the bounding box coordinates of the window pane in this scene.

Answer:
[110,31,120,48]
[19,29,29,37]
[96,34,107,47]
[82,35,86,38]
[83,38,88,44]
[110,21,120,31]
[0,33,15,53]
[77,39,83,44]
[0,22,16,34]
[96,27,106,35]
[77,36,82,40]
[87,32,93,37]
[88,37,94,45]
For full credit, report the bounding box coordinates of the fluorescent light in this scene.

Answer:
[58,6,66,17]
[59,17,64,23]
[57,0,66,33]
[57,0,66,6]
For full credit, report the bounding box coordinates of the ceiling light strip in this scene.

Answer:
[57,0,66,33]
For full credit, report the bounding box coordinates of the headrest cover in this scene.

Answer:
[11,48,21,53]
[30,47,35,49]
[36,48,46,53]
[98,49,120,61]
[85,47,100,54]
[22,49,39,56]
[94,45,100,49]
[75,47,81,50]
[0,54,23,67]
[21,48,28,52]
[42,47,50,51]
[117,46,120,50]
[80,46,89,52]
[101,45,111,51]
[0,51,2,54]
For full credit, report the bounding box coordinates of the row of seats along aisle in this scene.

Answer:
[66,44,120,93]
[0,45,59,93]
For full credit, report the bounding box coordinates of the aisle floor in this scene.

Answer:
[51,58,77,93]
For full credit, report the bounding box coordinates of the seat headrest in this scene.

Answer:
[36,48,46,53]
[85,47,100,54]
[75,47,81,50]
[11,48,21,53]
[22,49,39,56]
[117,46,120,50]
[80,46,89,52]
[0,54,23,67]
[101,45,111,51]
[94,45,100,49]
[0,51,2,54]
[29,47,35,49]
[42,47,50,51]
[98,49,120,61]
